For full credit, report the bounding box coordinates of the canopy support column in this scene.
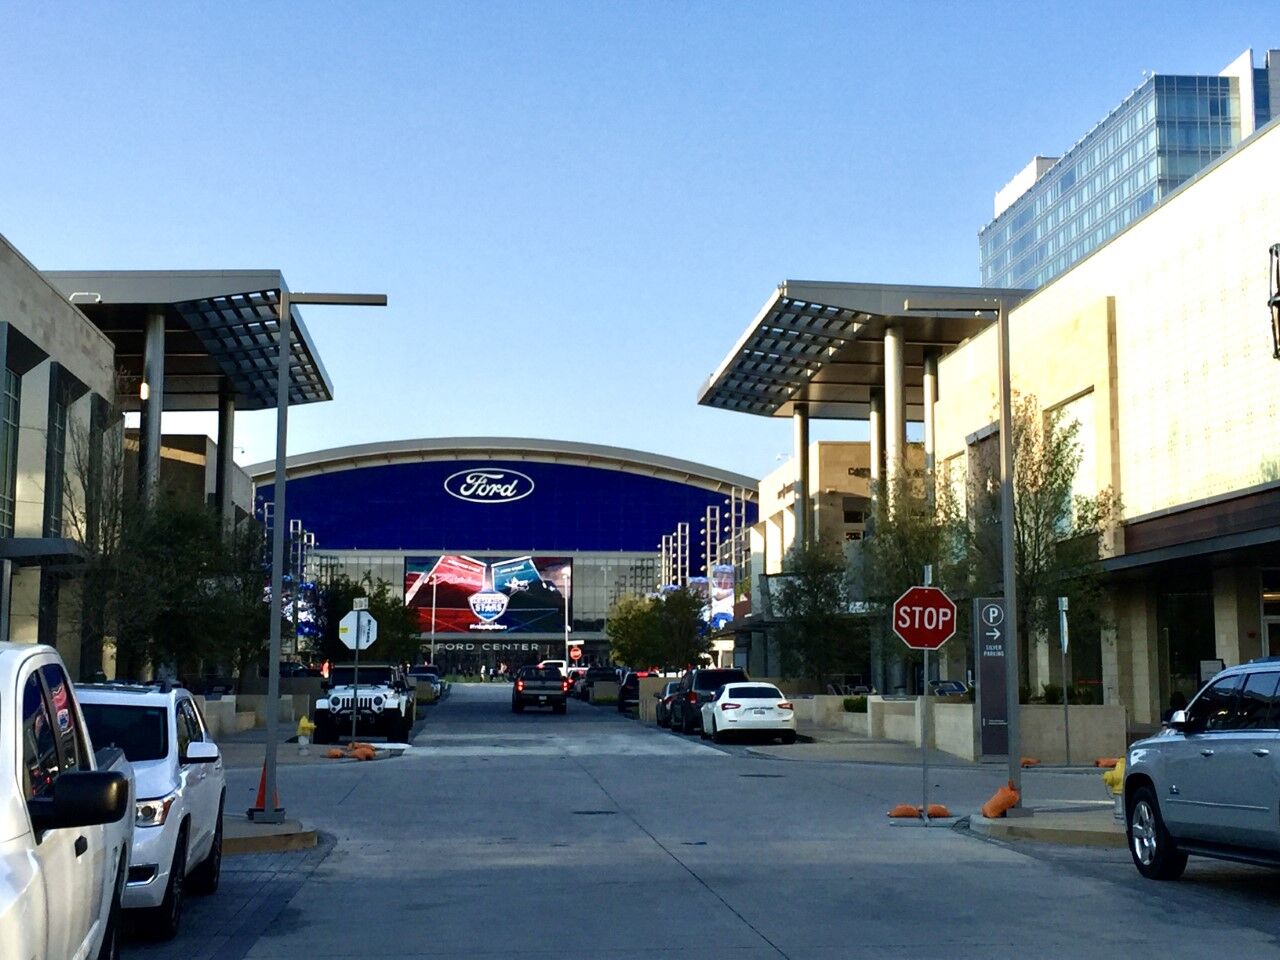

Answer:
[793,403,811,550]
[138,307,165,502]
[884,323,906,496]
[923,351,938,506]
[215,384,237,529]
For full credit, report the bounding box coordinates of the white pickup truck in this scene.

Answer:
[0,642,134,960]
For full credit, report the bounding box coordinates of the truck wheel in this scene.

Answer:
[399,715,414,742]
[512,700,524,713]
[313,717,332,745]
[188,796,224,895]
[554,701,567,715]
[97,851,127,960]
[145,825,187,940]
[1128,786,1187,880]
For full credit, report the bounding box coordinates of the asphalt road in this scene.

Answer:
[126,683,1280,959]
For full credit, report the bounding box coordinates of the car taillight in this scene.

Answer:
[562,679,570,692]
[777,701,793,710]
[687,691,698,703]
[720,702,741,711]
[516,680,525,692]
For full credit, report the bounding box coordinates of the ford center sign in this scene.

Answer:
[444,468,535,504]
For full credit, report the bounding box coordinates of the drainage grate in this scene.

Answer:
[571,810,617,816]
[739,774,784,779]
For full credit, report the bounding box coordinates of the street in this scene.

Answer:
[127,685,1280,960]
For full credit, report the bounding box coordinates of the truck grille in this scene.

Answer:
[330,693,384,711]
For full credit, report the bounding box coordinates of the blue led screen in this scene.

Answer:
[258,459,756,563]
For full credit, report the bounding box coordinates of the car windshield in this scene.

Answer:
[726,686,783,700]
[694,670,748,690]
[409,667,439,677]
[331,667,394,686]
[80,703,169,762]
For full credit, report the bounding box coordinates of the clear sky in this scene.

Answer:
[1,2,1273,480]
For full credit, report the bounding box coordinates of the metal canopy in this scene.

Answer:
[698,280,1030,420]
[42,270,333,412]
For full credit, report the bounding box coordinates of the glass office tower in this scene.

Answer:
[980,49,1279,290]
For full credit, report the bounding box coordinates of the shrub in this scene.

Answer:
[843,696,868,713]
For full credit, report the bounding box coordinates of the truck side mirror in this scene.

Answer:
[28,771,129,832]
[1168,709,1189,731]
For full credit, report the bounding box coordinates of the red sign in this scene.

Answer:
[892,586,957,650]
[569,645,582,662]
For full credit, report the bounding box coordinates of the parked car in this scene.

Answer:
[579,665,619,701]
[512,666,571,713]
[78,682,226,939]
[669,667,750,734]
[700,682,797,744]
[0,642,134,960]
[618,671,642,712]
[654,681,680,727]
[1125,658,1280,880]
[407,665,446,701]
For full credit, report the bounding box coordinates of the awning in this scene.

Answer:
[698,280,1029,420]
[43,270,333,412]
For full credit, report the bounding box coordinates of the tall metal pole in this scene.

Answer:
[259,289,290,823]
[922,564,933,824]
[996,297,1023,803]
[1059,596,1071,766]
[430,575,438,664]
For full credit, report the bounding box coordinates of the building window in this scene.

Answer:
[0,367,19,537]
[44,377,70,538]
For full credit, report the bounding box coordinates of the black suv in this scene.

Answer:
[670,667,749,734]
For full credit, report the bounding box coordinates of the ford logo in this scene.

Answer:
[444,469,535,504]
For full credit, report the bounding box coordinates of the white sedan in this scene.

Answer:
[700,683,797,744]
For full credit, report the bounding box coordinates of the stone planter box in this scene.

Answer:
[839,711,869,737]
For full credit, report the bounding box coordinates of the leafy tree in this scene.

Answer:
[773,540,862,686]
[314,573,420,666]
[656,587,711,670]
[606,588,711,671]
[967,394,1117,686]
[606,594,658,668]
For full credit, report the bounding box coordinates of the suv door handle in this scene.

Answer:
[1254,748,1271,757]
[1200,749,1215,757]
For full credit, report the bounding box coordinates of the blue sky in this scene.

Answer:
[1,2,1272,479]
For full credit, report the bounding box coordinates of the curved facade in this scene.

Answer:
[251,438,757,670]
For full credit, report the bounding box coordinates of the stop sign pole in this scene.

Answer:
[892,570,956,824]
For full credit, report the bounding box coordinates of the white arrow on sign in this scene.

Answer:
[339,610,378,651]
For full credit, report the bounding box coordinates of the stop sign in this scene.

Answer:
[892,586,957,650]
[569,645,582,662]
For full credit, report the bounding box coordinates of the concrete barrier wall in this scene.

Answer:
[870,697,919,742]
[236,694,298,728]
[931,703,978,761]
[590,681,620,704]
[839,712,869,737]
[1019,705,1128,763]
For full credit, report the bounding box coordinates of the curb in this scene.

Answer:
[223,818,319,856]
[969,813,1126,848]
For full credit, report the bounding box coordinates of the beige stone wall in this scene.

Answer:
[937,121,1280,523]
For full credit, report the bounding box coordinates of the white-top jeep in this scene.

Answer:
[315,664,415,743]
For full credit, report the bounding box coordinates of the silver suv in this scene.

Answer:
[1125,657,1280,880]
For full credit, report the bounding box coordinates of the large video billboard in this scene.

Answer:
[404,555,572,635]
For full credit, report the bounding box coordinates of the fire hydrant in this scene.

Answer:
[296,716,316,754]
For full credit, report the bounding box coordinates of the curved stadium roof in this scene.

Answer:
[247,437,757,496]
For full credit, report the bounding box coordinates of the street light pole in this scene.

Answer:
[258,289,386,824]
[905,294,1025,806]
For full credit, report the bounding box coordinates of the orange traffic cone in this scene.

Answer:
[246,760,281,820]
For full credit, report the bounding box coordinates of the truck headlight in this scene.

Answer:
[136,792,178,827]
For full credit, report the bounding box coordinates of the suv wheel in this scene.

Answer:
[188,796,224,895]
[1127,786,1187,880]
[146,825,187,939]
